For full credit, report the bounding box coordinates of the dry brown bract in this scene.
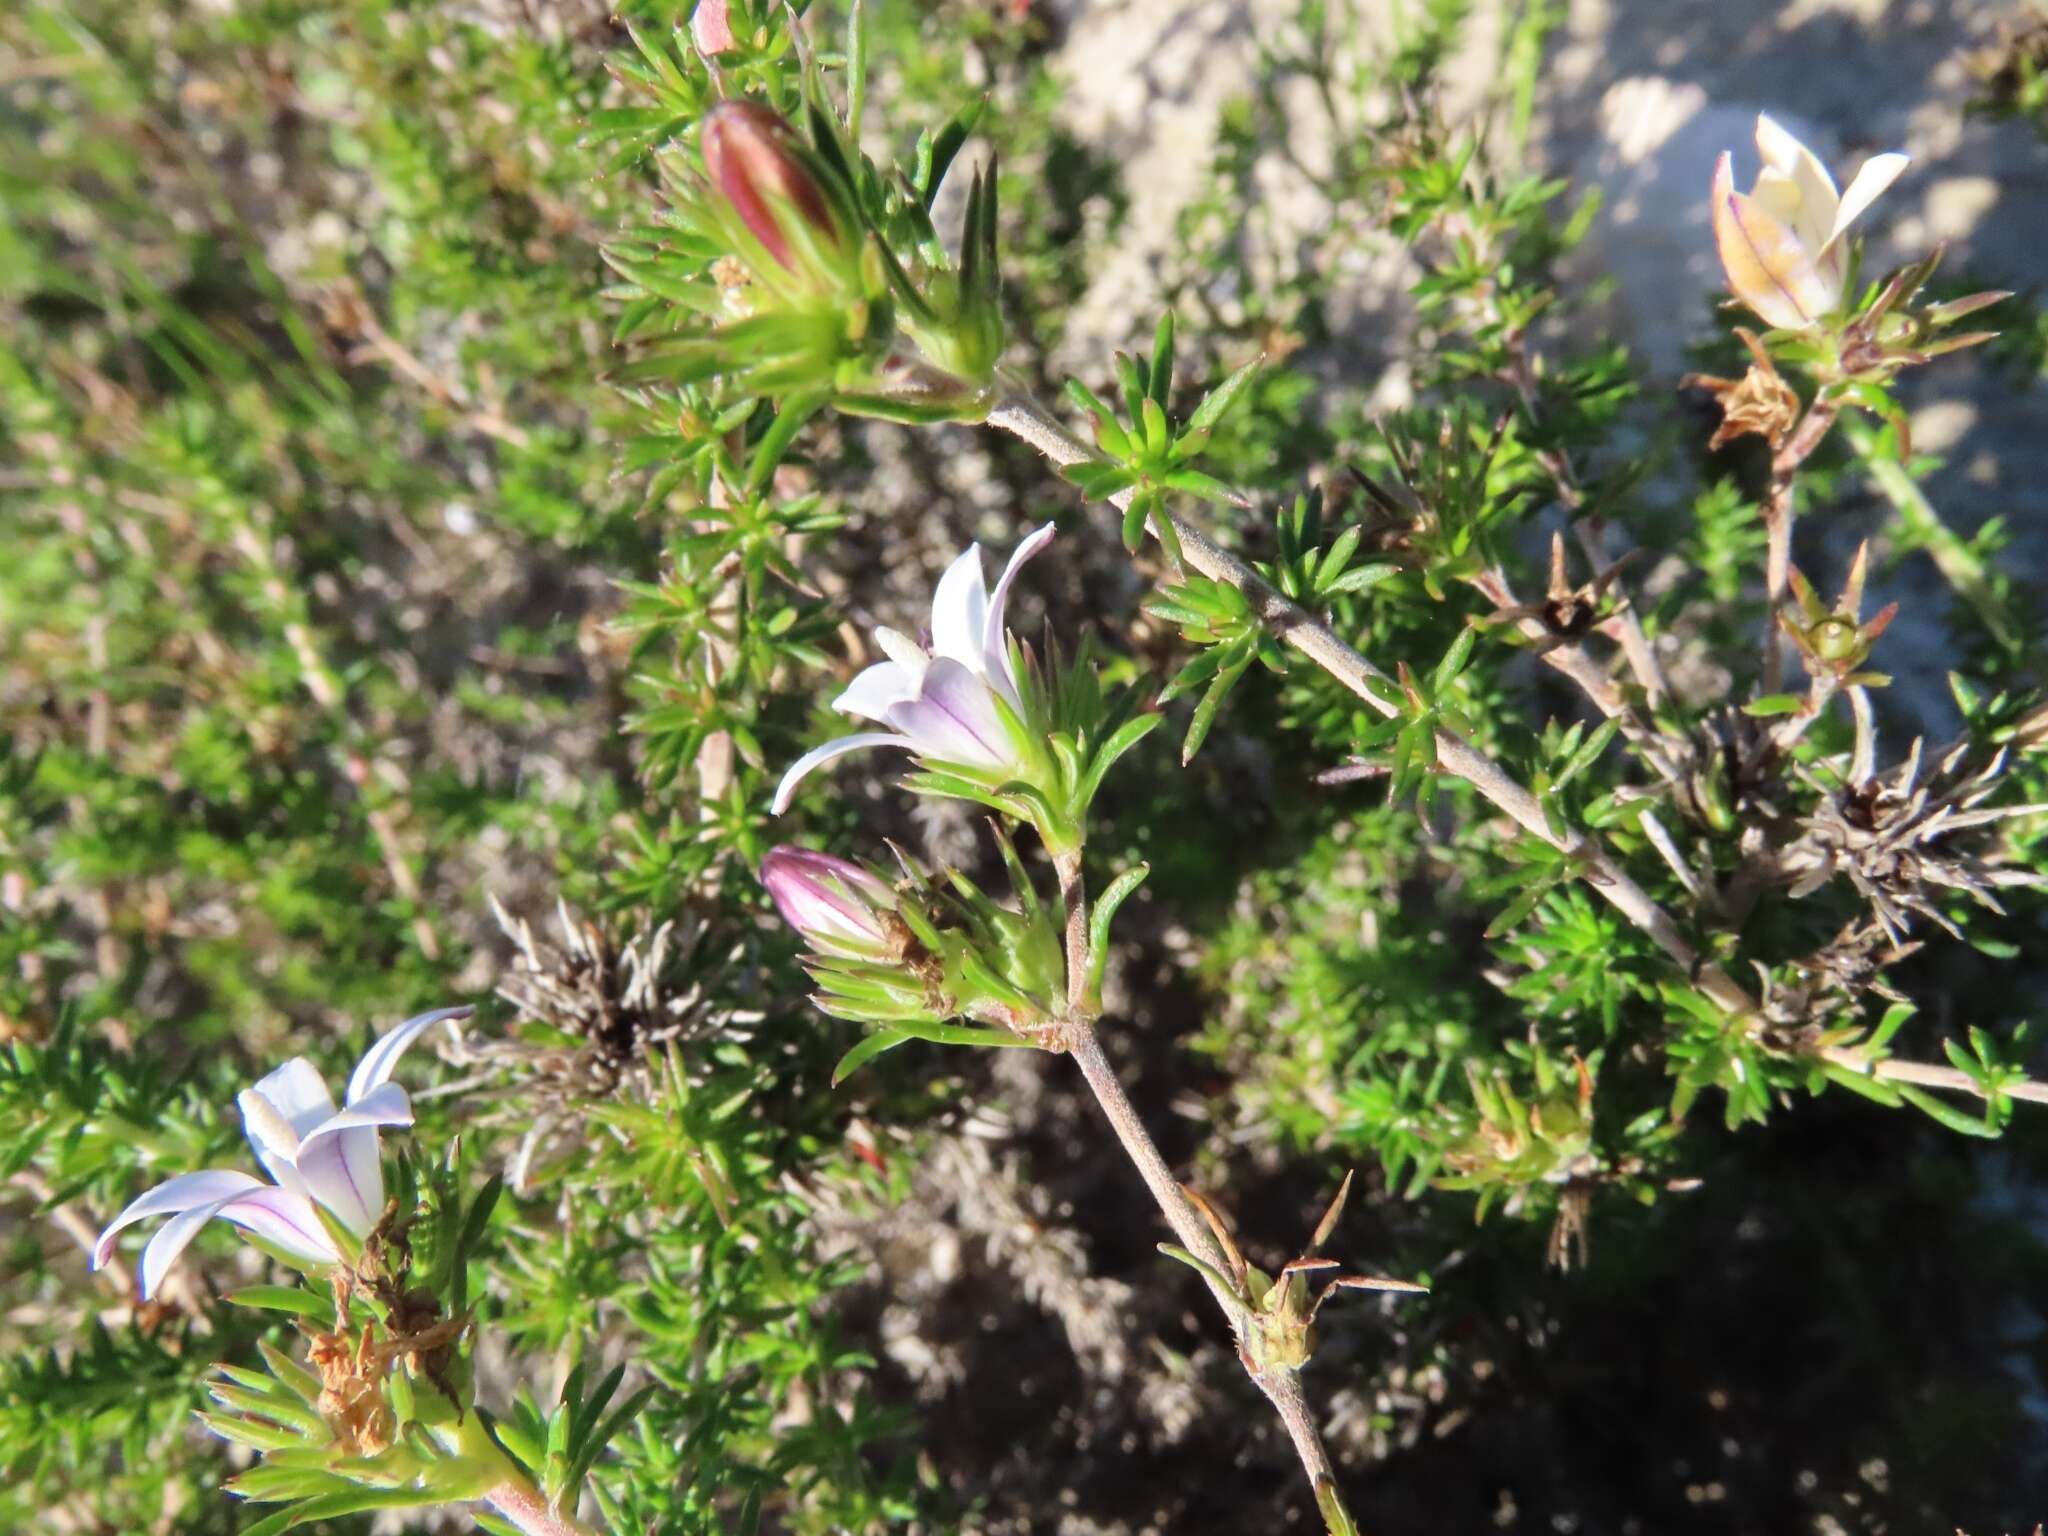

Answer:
[306,1206,470,1457]
[1783,739,2047,942]
[434,897,761,1190]
[1683,329,1800,452]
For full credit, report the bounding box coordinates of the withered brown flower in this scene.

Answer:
[1684,329,1800,451]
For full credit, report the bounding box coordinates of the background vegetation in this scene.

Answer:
[4,0,2046,1532]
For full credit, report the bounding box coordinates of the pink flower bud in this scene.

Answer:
[762,847,900,958]
[690,0,735,55]
[700,101,842,274]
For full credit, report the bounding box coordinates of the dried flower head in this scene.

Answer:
[1785,738,2048,942]
[1684,329,1801,451]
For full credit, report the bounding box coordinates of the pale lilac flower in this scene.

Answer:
[92,1007,467,1299]
[772,522,1055,813]
[761,847,901,959]
[1712,114,1909,331]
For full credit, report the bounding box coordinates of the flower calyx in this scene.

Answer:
[1158,1172,1427,1378]
[1777,541,1897,687]
[764,835,1069,1082]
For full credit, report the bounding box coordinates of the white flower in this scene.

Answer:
[772,522,1055,813]
[1712,114,1909,331]
[92,1007,468,1299]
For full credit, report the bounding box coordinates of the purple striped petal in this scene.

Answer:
[771,731,919,814]
[136,1186,342,1297]
[293,1125,386,1236]
[216,1186,343,1268]
[297,1083,413,1234]
[139,1196,245,1300]
[884,658,1013,770]
[93,1170,264,1271]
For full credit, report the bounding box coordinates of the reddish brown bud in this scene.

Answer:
[700,101,840,273]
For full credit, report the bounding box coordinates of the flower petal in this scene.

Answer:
[982,522,1056,693]
[238,1076,319,1197]
[771,731,921,814]
[347,1006,469,1105]
[834,660,919,722]
[1713,159,1833,330]
[247,1058,335,1142]
[139,1196,243,1300]
[884,658,1013,770]
[1826,151,1909,249]
[217,1186,344,1268]
[296,1083,414,1233]
[762,847,893,948]
[137,1187,340,1298]
[293,1126,387,1236]
[92,1170,264,1271]
[1754,113,1838,251]
[928,544,989,669]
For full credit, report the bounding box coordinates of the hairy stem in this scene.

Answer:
[1053,848,1090,1017]
[483,1477,602,1536]
[1761,398,1839,693]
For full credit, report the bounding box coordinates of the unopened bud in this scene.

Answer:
[762,846,903,961]
[690,0,735,55]
[700,101,852,288]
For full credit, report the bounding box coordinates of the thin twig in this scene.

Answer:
[1050,855,1363,1532]
[988,390,1756,1018]
[9,1171,134,1298]
[1818,1046,2048,1106]
[1761,399,1839,693]
[1466,563,1681,785]
[988,387,2043,1113]
[1499,331,1669,707]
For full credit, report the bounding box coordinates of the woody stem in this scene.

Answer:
[1050,852,1361,1531]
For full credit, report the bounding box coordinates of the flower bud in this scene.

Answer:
[762,846,903,960]
[700,101,861,301]
[690,0,735,56]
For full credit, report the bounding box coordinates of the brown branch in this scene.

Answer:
[1760,398,1839,693]
[988,390,1758,1019]
[1499,332,1670,708]
[1049,855,1364,1533]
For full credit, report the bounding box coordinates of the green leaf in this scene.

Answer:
[1086,863,1150,1000]
[1149,310,1176,404]
[1741,693,1807,718]
[833,1029,915,1085]
[1895,1083,2001,1138]
[226,1286,337,1326]
[1186,354,1265,434]
[1431,625,1477,693]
